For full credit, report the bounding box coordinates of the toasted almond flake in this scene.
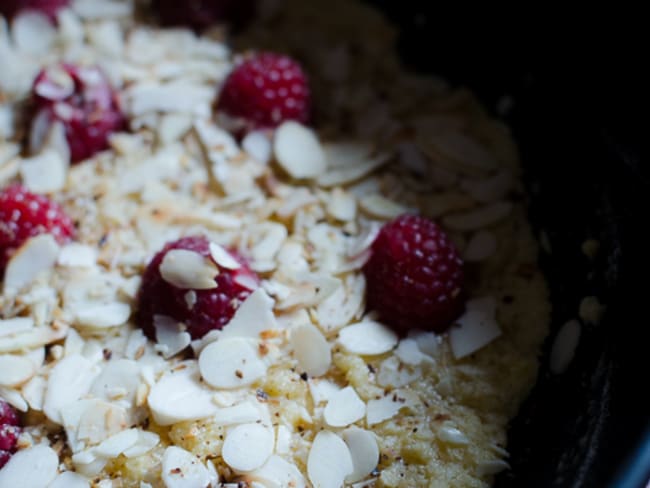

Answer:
[162,446,212,488]
[20,149,68,193]
[153,315,191,358]
[246,455,306,488]
[394,338,434,365]
[94,428,139,458]
[122,430,160,458]
[48,471,90,488]
[290,323,331,377]
[307,431,354,488]
[209,242,241,270]
[324,386,366,427]
[443,201,512,231]
[464,230,498,262]
[342,427,379,483]
[220,288,278,339]
[359,194,409,219]
[438,426,469,445]
[3,234,59,295]
[0,444,58,486]
[147,363,217,425]
[550,319,581,374]
[460,170,513,203]
[243,130,272,165]
[338,321,398,355]
[274,121,326,179]
[159,249,218,290]
[366,393,409,426]
[0,354,35,386]
[57,243,97,267]
[199,338,267,389]
[449,297,502,359]
[74,302,132,329]
[222,423,274,472]
[43,354,98,423]
[12,11,56,54]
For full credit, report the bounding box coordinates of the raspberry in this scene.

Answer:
[136,236,259,341]
[0,399,21,469]
[30,64,125,163]
[362,214,465,334]
[217,52,311,130]
[153,0,256,31]
[0,0,69,21]
[0,184,75,275]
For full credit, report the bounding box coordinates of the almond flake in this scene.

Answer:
[0,322,68,354]
[550,319,581,374]
[307,431,354,488]
[147,363,217,425]
[0,354,35,386]
[324,386,366,427]
[209,242,241,270]
[43,354,99,423]
[308,378,341,405]
[212,401,263,425]
[366,393,410,426]
[94,428,139,458]
[0,386,26,411]
[122,430,160,458]
[222,423,274,472]
[359,195,409,219]
[162,446,213,488]
[327,187,357,221]
[0,444,58,487]
[220,288,278,339]
[274,121,326,179]
[443,202,512,231]
[407,329,441,357]
[317,152,390,187]
[438,426,469,445]
[242,130,272,165]
[20,149,68,193]
[376,356,417,388]
[246,455,306,488]
[449,297,502,359]
[153,315,191,358]
[463,230,498,262]
[0,317,34,337]
[342,427,380,483]
[89,359,141,405]
[48,471,90,488]
[290,323,331,377]
[159,249,218,289]
[22,375,47,411]
[57,243,98,267]
[74,302,131,329]
[338,321,398,356]
[394,338,434,366]
[199,338,267,389]
[3,234,59,295]
[12,11,56,54]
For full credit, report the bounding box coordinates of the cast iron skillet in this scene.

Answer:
[362,3,649,486]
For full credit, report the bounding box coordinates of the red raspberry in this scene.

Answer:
[0,0,69,21]
[153,0,256,31]
[0,184,75,275]
[0,399,21,469]
[217,52,311,130]
[136,235,259,341]
[362,215,465,334]
[30,64,125,163]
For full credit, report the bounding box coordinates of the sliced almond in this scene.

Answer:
[449,297,502,359]
[324,386,366,427]
[122,430,160,458]
[43,354,98,423]
[3,234,60,295]
[245,455,306,488]
[222,423,274,472]
[338,321,398,356]
[327,187,357,221]
[74,302,131,329]
[438,425,469,445]
[162,446,213,488]
[93,428,139,458]
[443,202,512,231]
[359,195,409,219]
[159,248,218,289]
[274,121,326,179]
[366,392,410,426]
[290,323,331,377]
[308,378,341,405]
[342,427,380,483]
[212,401,263,426]
[0,322,68,354]
[307,431,354,488]
[153,315,191,358]
[20,149,68,193]
[198,338,266,389]
[0,354,36,386]
[209,242,241,270]
[242,130,272,165]
[89,359,141,405]
[550,319,581,374]
[317,153,390,187]
[12,11,56,54]
[48,471,90,488]
[220,288,278,339]
[148,364,217,425]
[0,444,58,487]
[394,338,434,366]
[57,243,98,268]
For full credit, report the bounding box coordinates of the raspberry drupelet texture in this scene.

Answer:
[363,214,465,334]
[30,64,125,163]
[0,399,21,469]
[153,0,256,31]
[0,184,75,275]
[136,236,259,341]
[0,0,69,21]
[218,52,311,130]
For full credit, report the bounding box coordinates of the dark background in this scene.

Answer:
[364,2,649,487]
